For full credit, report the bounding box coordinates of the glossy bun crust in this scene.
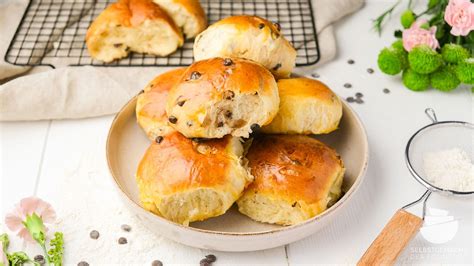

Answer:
[262,78,343,135]
[136,68,186,140]
[166,57,280,138]
[136,132,253,225]
[86,0,183,62]
[193,15,296,78]
[237,135,344,225]
[153,0,207,39]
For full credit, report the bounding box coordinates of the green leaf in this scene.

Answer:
[7,251,30,266]
[48,232,64,266]
[22,213,46,245]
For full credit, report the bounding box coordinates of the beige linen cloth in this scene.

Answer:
[0,0,363,121]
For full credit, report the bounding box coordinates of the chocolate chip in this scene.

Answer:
[205,254,217,263]
[383,88,390,94]
[200,259,211,266]
[311,73,320,78]
[190,71,201,80]
[155,136,163,144]
[177,100,186,106]
[223,90,235,100]
[89,230,100,239]
[113,43,122,48]
[274,22,281,31]
[355,98,364,104]
[367,68,374,74]
[34,255,45,264]
[151,260,163,266]
[343,83,352,88]
[223,58,233,66]
[347,59,355,64]
[139,89,144,95]
[355,92,363,98]
[250,124,260,131]
[225,111,232,119]
[258,23,265,29]
[292,202,297,207]
[217,121,224,127]
[78,262,89,266]
[271,31,280,39]
[118,237,127,244]
[168,116,178,124]
[272,63,282,71]
[186,121,193,127]
[346,97,355,103]
[125,46,130,52]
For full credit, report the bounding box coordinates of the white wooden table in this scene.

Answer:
[1,1,473,264]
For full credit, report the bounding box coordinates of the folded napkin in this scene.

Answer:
[0,0,364,121]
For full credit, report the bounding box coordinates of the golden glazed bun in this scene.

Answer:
[153,0,207,39]
[193,15,297,78]
[136,132,253,225]
[237,135,344,226]
[136,68,187,140]
[165,57,280,139]
[86,0,184,62]
[262,78,343,135]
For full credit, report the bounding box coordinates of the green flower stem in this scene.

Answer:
[40,243,51,264]
[456,36,461,45]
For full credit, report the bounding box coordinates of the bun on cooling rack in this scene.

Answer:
[152,0,207,39]
[136,132,253,225]
[136,68,187,141]
[193,15,297,78]
[262,78,343,135]
[237,135,344,226]
[165,57,280,139]
[86,0,183,62]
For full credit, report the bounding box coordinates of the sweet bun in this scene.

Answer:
[262,78,343,135]
[193,15,297,78]
[165,57,280,138]
[86,0,184,62]
[237,135,344,226]
[136,68,186,140]
[136,132,253,225]
[153,0,207,39]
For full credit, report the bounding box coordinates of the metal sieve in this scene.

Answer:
[359,108,473,265]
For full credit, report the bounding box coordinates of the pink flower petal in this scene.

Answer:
[4,212,24,231]
[17,228,35,243]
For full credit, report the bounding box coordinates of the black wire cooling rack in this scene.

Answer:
[5,0,320,68]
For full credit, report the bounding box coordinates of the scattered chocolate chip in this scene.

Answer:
[383,88,390,94]
[258,23,265,29]
[355,92,363,98]
[200,259,211,266]
[367,68,374,74]
[254,92,259,96]
[34,255,45,264]
[78,262,89,266]
[177,100,186,106]
[113,43,122,48]
[155,136,163,144]
[223,90,235,100]
[151,260,163,266]
[139,89,144,95]
[217,121,224,127]
[223,58,233,66]
[250,124,260,131]
[272,63,282,71]
[311,73,320,78]
[190,71,201,80]
[271,31,280,39]
[168,116,178,124]
[343,83,352,88]
[225,111,232,119]
[89,230,100,239]
[186,121,193,127]
[347,59,355,64]
[355,98,364,104]
[118,237,128,244]
[205,254,217,263]
[274,22,281,31]
[346,97,355,103]
[292,202,297,207]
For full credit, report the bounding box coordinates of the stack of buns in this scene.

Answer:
[86,0,207,62]
[134,14,345,226]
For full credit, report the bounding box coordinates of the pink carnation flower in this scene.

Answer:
[402,19,440,52]
[4,197,56,243]
[444,0,474,36]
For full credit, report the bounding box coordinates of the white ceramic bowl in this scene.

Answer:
[106,96,368,252]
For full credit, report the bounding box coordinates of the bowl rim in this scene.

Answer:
[106,94,369,236]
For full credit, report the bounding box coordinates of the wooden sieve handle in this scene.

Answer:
[357,209,423,266]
